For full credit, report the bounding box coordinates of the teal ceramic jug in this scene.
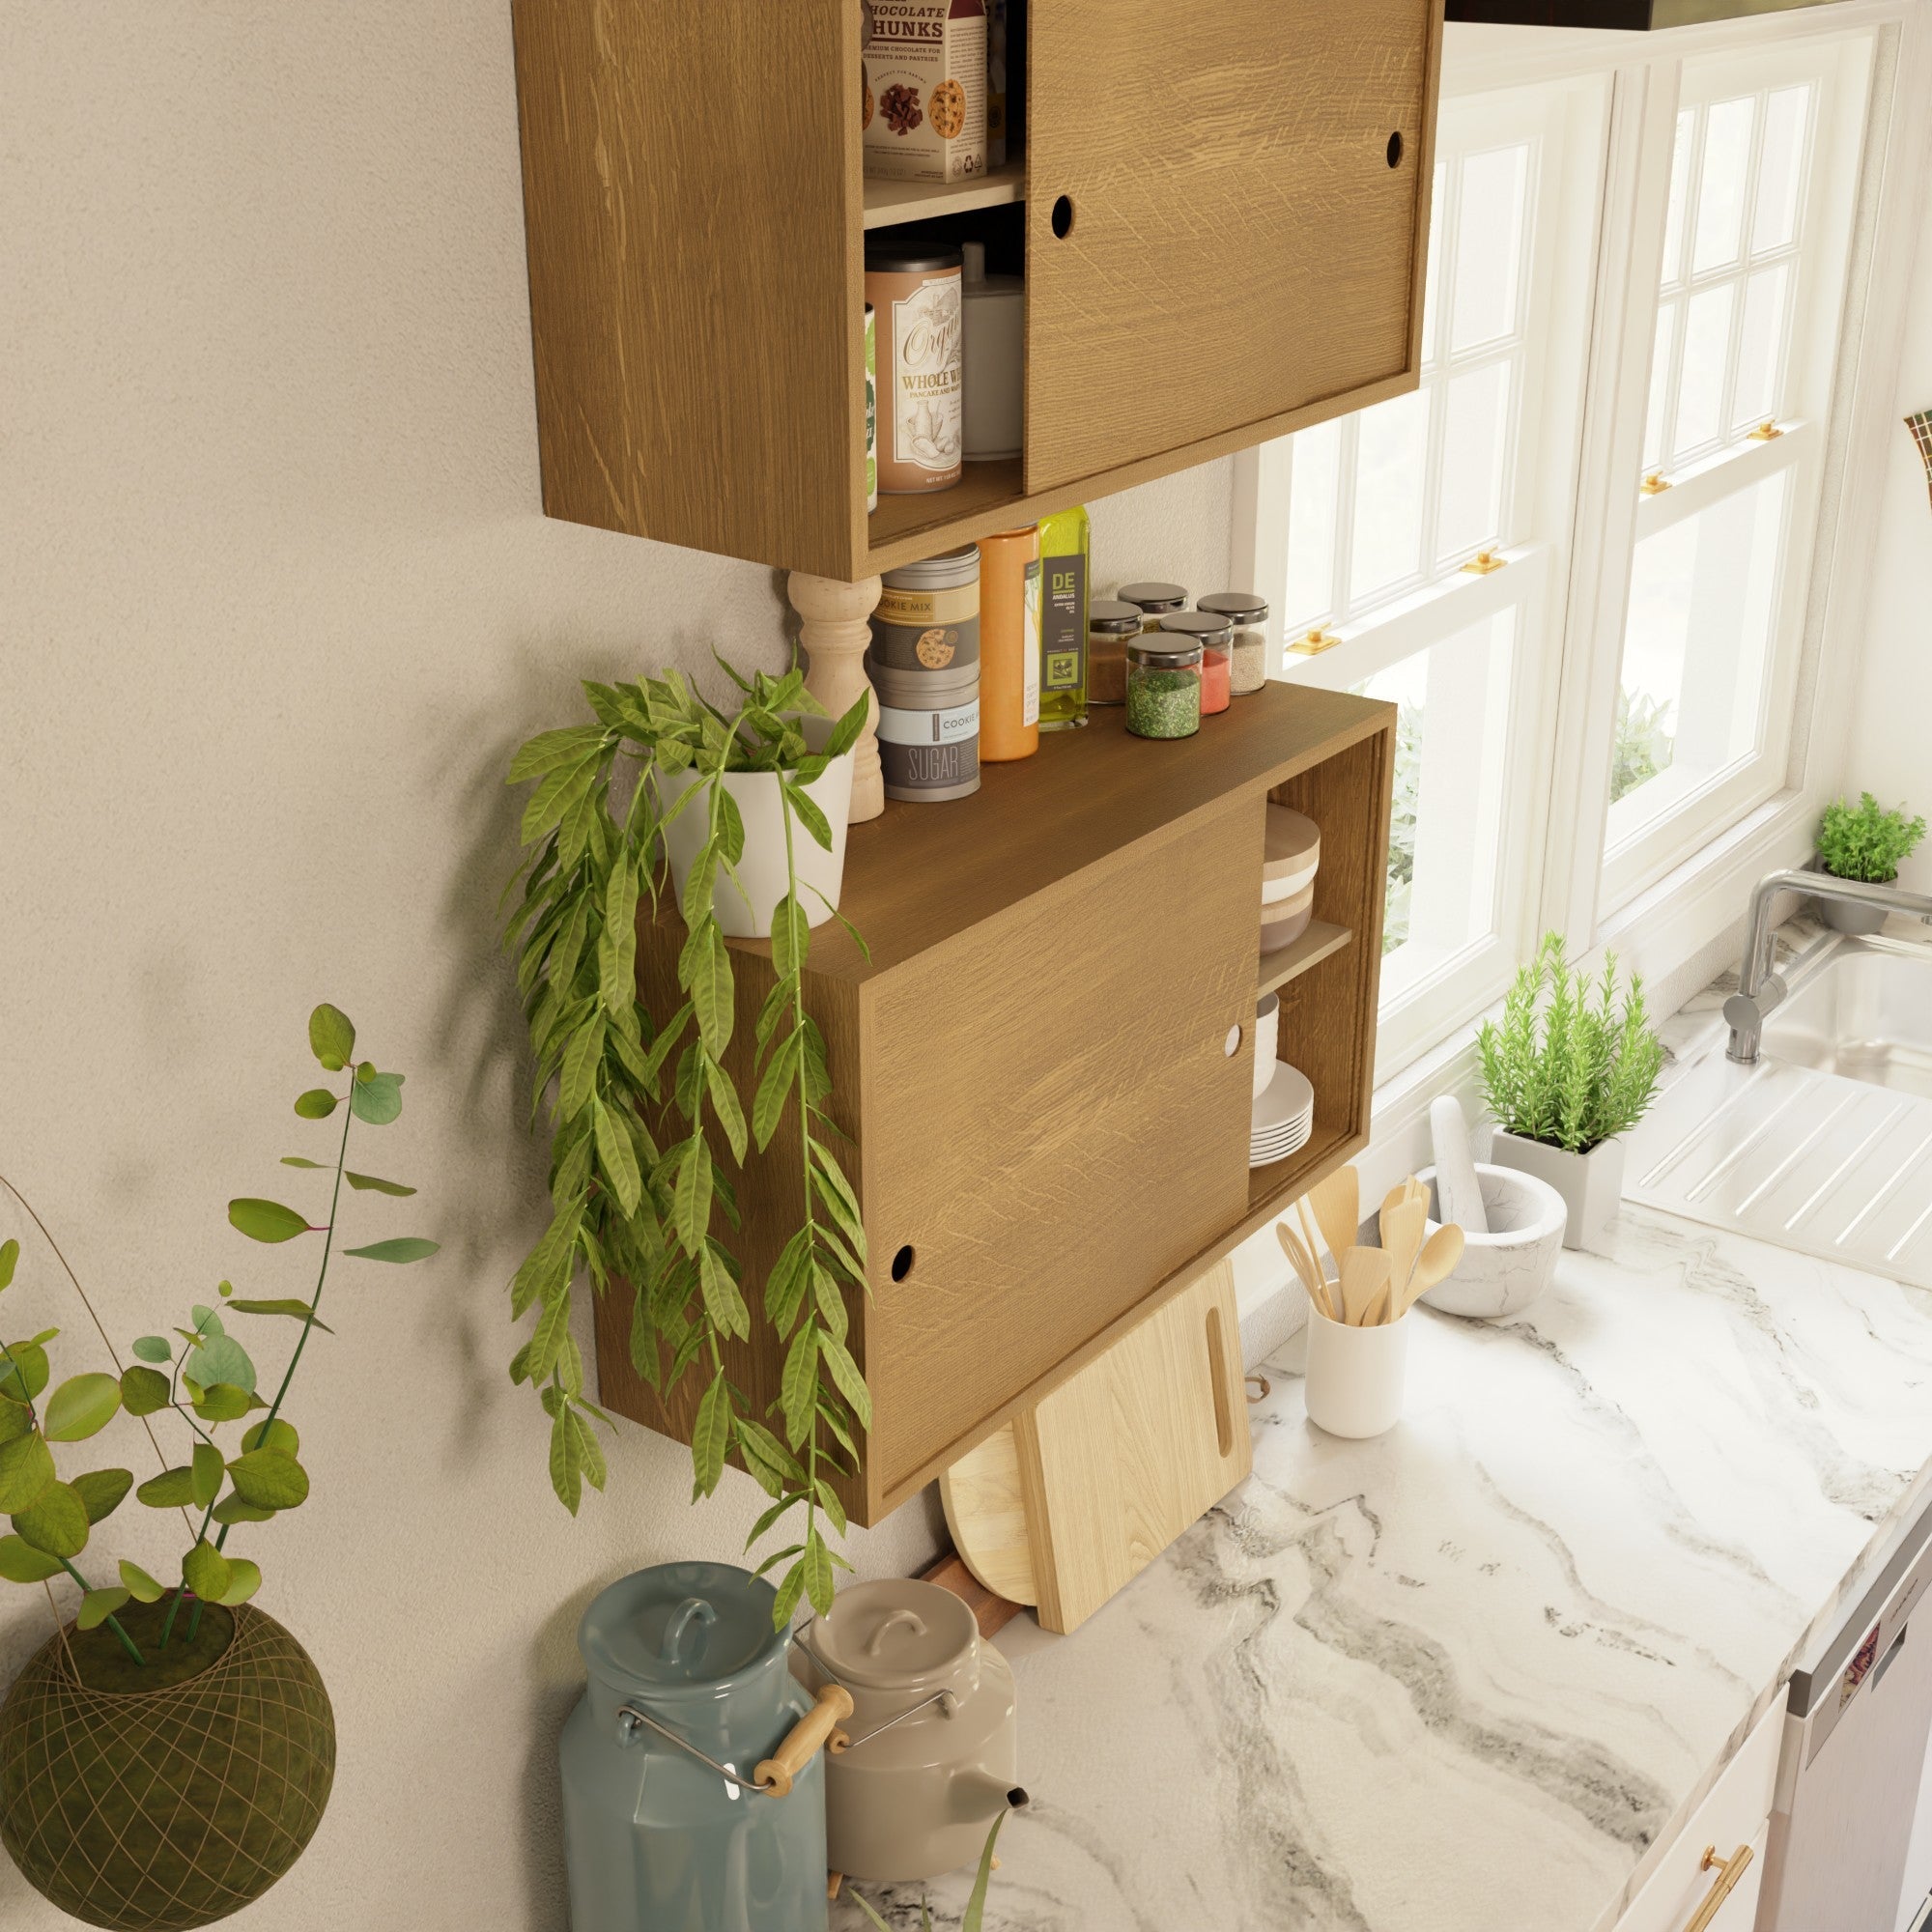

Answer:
[560,1562,850,1932]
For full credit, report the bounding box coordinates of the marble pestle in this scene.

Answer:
[1431,1094,1490,1235]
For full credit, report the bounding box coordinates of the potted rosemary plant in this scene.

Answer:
[502,660,873,1631]
[0,1004,438,1931]
[1477,935,1664,1252]
[1815,791,1927,933]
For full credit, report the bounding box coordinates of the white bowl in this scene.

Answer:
[1412,1163,1566,1320]
[1252,994,1280,1101]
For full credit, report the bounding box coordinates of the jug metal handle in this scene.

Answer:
[612,1681,854,1799]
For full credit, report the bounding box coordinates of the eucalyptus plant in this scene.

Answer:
[503,659,871,1628]
[1477,934,1664,1154]
[0,1005,437,1664]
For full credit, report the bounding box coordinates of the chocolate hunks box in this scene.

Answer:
[863,0,987,185]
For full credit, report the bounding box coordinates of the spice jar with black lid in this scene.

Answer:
[1155,610,1235,717]
[1117,582,1189,632]
[1125,635,1204,741]
[1200,592,1269,697]
[1086,599,1141,707]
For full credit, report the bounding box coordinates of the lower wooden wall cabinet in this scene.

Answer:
[593,685,1394,1522]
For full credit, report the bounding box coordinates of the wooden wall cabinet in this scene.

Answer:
[595,685,1395,1522]
[510,0,1442,581]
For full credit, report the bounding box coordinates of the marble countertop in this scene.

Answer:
[835,1205,1932,1931]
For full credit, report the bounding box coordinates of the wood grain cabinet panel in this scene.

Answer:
[860,798,1258,1495]
[1025,0,1438,493]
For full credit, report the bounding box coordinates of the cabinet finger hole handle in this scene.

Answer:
[891,1244,916,1283]
[1050,194,1075,240]
[1224,1024,1243,1059]
[1386,130,1405,169]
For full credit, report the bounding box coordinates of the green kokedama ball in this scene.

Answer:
[0,1601,334,1930]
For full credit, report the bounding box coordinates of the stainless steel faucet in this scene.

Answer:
[1724,868,1932,1063]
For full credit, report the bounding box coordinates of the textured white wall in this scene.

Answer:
[0,5,1232,1926]
[1843,185,1932,892]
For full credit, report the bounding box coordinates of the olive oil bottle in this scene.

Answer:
[1037,504,1090,730]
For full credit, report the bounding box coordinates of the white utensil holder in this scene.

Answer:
[1304,1304,1407,1439]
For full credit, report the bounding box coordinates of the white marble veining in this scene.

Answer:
[834,1207,1932,1932]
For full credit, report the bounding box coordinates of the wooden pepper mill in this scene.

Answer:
[788,572,884,824]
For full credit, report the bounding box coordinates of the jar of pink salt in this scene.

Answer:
[1155,611,1235,716]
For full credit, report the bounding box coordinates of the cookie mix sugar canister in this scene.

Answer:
[797,1578,1026,1885]
[560,1562,851,1932]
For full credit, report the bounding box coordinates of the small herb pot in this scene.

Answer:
[1303,1302,1407,1439]
[1489,1131,1625,1252]
[1817,890,1889,935]
[657,715,857,939]
[0,1601,334,1931]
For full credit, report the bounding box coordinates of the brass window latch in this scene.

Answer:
[1462,548,1507,575]
[1748,418,1783,440]
[1641,470,1672,496]
[1289,627,1344,656]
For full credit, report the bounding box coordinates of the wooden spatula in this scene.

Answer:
[1308,1167,1361,1280]
[1275,1221,1335,1322]
[1338,1247,1390,1327]
[1397,1225,1466,1319]
[1380,1197,1429,1311]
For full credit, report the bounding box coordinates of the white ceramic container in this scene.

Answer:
[1252,994,1280,1101]
[1303,1303,1407,1438]
[1490,1130,1625,1252]
[1410,1162,1566,1320]
[658,717,856,939]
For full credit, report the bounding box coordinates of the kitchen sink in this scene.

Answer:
[1627,933,1932,1289]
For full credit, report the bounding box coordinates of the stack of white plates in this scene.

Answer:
[1250,1062,1314,1168]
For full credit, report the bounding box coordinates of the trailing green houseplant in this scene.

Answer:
[0,1003,438,1929]
[502,659,872,1629]
[1817,791,1926,884]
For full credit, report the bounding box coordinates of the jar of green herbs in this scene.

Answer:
[1125,635,1204,740]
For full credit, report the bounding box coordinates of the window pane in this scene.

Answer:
[1350,388,1429,602]
[1673,282,1736,456]
[1644,301,1679,474]
[1437,359,1511,561]
[1731,264,1789,433]
[1661,109,1694,290]
[1281,418,1342,636]
[1752,86,1811,255]
[1692,98,1756,275]
[1608,470,1790,845]
[1451,143,1530,355]
[1358,610,1517,997]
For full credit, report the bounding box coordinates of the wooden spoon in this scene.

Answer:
[1275,1221,1335,1322]
[1338,1247,1391,1327]
[1307,1167,1361,1282]
[1398,1225,1466,1318]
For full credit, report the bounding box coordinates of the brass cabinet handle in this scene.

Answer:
[1682,1842,1754,1932]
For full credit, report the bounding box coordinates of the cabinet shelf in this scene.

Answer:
[1258,921,1353,999]
[863,153,1027,231]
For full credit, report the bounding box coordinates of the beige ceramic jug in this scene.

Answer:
[795,1577,1026,1883]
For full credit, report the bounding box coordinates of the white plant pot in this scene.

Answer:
[1410,1162,1566,1321]
[657,717,856,940]
[1303,1304,1407,1439]
[1489,1130,1624,1252]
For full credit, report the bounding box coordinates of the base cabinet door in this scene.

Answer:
[1613,1698,1782,1932]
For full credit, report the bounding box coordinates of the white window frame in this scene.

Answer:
[1233,1,1924,1095]
[1236,72,1610,1079]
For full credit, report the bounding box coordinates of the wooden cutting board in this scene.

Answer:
[939,1260,1251,1634]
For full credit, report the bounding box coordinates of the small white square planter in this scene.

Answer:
[1489,1131,1625,1252]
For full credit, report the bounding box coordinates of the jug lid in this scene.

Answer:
[579,1562,787,1698]
[809,1578,977,1692]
